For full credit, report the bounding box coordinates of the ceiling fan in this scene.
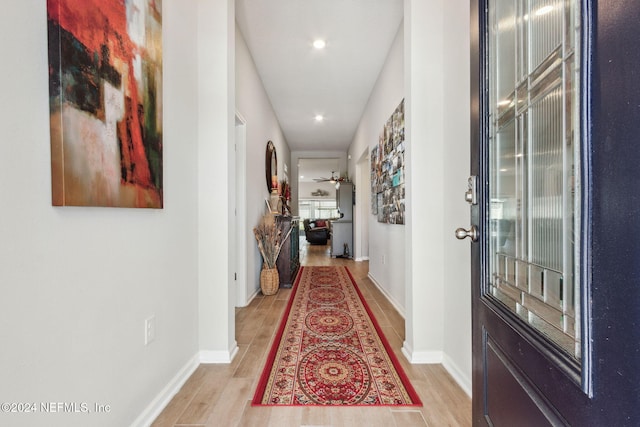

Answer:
[313,171,345,188]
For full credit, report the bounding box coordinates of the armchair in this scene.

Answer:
[303,219,330,245]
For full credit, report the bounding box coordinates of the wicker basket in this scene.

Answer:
[260,267,279,296]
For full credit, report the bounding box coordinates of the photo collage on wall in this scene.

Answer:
[371,99,405,224]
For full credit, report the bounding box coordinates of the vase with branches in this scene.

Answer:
[253,214,292,295]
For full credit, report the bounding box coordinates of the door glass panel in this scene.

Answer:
[488,0,581,360]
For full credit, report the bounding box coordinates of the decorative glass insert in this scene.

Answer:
[487,0,581,359]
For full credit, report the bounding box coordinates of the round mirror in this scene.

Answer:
[265,141,277,191]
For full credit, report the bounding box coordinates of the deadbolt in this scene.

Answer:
[465,176,478,205]
[455,225,478,242]
[464,189,474,203]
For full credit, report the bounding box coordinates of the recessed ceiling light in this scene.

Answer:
[315,114,324,122]
[313,39,326,49]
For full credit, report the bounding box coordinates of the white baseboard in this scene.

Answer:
[131,353,200,427]
[365,272,472,398]
[200,344,239,364]
[401,343,443,364]
[442,354,472,397]
[367,272,405,318]
[132,344,241,426]
[237,288,260,308]
[354,256,370,262]
[247,288,260,304]
[401,344,472,397]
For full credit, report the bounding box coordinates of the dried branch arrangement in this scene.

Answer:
[253,214,292,269]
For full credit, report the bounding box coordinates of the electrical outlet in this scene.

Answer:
[145,315,156,345]
[382,255,386,264]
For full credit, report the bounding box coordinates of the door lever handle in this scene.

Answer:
[455,225,478,242]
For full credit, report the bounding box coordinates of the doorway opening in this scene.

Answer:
[297,158,341,253]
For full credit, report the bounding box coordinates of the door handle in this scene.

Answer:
[455,225,478,242]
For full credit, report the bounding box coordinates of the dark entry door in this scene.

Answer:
[466,0,640,425]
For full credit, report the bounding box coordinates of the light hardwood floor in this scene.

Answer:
[151,239,471,427]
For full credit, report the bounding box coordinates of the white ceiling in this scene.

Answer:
[235,0,404,154]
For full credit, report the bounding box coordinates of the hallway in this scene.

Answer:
[151,240,471,426]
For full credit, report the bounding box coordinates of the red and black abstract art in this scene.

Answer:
[48,0,163,208]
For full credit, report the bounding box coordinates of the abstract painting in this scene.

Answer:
[48,0,163,208]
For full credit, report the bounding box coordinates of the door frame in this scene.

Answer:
[354,147,370,262]
[235,112,248,307]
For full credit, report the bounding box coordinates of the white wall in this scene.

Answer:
[298,181,337,201]
[401,0,471,394]
[441,0,472,395]
[403,0,446,365]
[235,26,290,306]
[197,0,237,364]
[348,22,406,313]
[0,1,204,425]
[348,0,472,395]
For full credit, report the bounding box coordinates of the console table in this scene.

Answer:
[276,216,300,288]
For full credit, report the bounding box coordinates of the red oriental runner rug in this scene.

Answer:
[252,266,422,406]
